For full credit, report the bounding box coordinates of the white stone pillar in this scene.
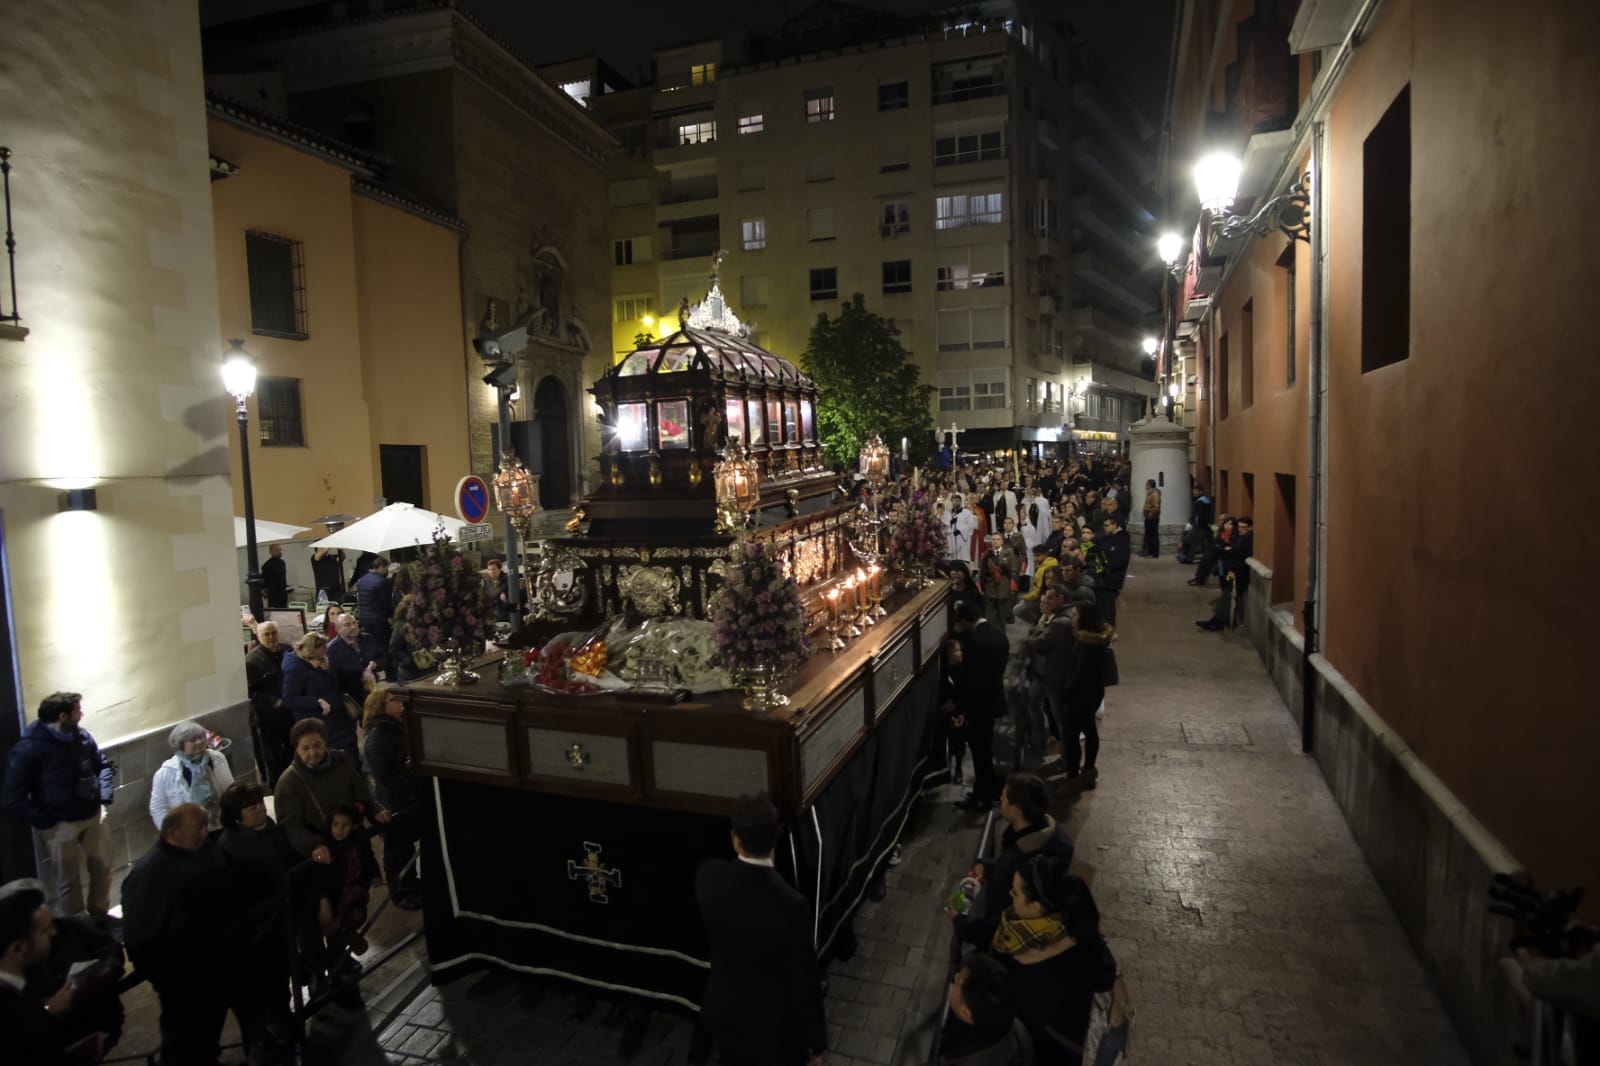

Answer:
[1129,415,1194,552]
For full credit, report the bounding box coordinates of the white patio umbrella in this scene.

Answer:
[309,502,466,553]
[234,516,312,549]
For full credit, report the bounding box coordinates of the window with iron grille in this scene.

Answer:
[257,376,305,447]
[246,231,308,339]
[882,260,912,294]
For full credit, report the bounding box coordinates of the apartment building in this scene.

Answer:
[561,1,1159,456]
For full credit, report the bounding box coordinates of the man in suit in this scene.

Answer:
[0,884,107,1065]
[695,794,826,1066]
[356,556,395,647]
[1096,514,1132,626]
[261,543,289,608]
[953,599,1009,811]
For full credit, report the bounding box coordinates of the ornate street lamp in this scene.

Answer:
[1193,151,1310,244]
[1157,231,1184,273]
[220,339,264,623]
[713,443,761,535]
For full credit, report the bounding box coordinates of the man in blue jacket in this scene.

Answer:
[2,693,116,923]
[355,557,395,647]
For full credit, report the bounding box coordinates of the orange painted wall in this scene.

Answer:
[1321,0,1600,896]
[351,197,470,510]
[210,119,378,523]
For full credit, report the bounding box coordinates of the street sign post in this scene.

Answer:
[458,522,494,544]
[454,476,491,525]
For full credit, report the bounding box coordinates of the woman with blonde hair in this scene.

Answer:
[361,687,422,908]
[283,632,361,768]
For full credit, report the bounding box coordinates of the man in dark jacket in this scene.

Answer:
[355,557,395,647]
[1198,515,1254,631]
[695,794,826,1066]
[310,547,345,602]
[1095,515,1132,626]
[328,615,384,707]
[937,953,1034,1066]
[952,773,1074,949]
[245,622,292,783]
[0,884,109,1065]
[954,600,1010,811]
[1021,588,1074,756]
[2,693,115,923]
[121,803,267,1066]
[261,544,289,609]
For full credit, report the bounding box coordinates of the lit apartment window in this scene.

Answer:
[738,113,764,134]
[805,87,835,123]
[934,192,1004,230]
[742,219,767,251]
[1036,197,1059,235]
[880,201,910,235]
[677,120,716,146]
[878,81,909,111]
[936,244,1007,290]
[809,267,838,301]
[691,63,717,85]
[257,376,305,446]
[934,130,1004,166]
[246,231,308,339]
[1026,378,1039,413]
[882,260,912,294]
[615,295,652,323]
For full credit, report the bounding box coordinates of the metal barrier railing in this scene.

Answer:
[1,147,20,325]
[924,807,999,1065]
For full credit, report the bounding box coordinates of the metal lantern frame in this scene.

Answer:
[713,443,761,534]
[494,447,540,539]
[858,433,891,488]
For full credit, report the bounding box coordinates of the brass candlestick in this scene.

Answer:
[842,581,863,638]
[825,590,846,653]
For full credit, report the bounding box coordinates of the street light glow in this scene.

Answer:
[1193,151,1243,213]
[1142,336,1159,356]
[220,338,256,400]
[1157,231,1184,266]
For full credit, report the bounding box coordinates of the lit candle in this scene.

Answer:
[912,466,919,490]
[869,564,882,600]
[843,578,856,616]
[827,588,840,624]
[856,567,867,587]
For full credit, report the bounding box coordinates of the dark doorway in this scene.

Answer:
[380,445,426,507]
[534,377,571,509]
[0,511,38,880]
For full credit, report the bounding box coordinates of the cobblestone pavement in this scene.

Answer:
[354,557,1472,1064]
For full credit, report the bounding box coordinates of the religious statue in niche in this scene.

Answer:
[532,249,564,337]
[699,398,724,451]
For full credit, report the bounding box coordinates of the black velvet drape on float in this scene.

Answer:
[417,665,941,1012]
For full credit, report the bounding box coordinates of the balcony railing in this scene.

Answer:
[932,80,1006,106]
[663,240,721,261]
[1,148,18,326]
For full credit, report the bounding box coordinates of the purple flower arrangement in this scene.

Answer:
[398,531,496,661]
[709,540,810,677]
[888,490,942,572]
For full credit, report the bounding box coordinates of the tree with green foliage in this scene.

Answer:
[800,294,935,469]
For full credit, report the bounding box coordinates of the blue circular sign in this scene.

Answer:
[455,475,491,524]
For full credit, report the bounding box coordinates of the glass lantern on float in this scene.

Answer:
[858,434,890,488]
[493,449,540,620]
[713,444,761,536]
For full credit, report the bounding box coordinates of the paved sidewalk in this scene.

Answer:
[364,556,1472,1065]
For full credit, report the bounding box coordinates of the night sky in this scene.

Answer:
[201,0,1176,123]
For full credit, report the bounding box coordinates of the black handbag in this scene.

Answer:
[1102,646,1120,687]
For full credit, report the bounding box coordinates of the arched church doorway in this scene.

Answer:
[534,376,571,509]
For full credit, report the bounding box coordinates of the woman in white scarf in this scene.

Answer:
[149,720,234,829]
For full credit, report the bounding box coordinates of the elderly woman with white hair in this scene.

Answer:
[148,721,234,829]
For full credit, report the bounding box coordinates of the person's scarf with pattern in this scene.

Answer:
[991,909,1070,957]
